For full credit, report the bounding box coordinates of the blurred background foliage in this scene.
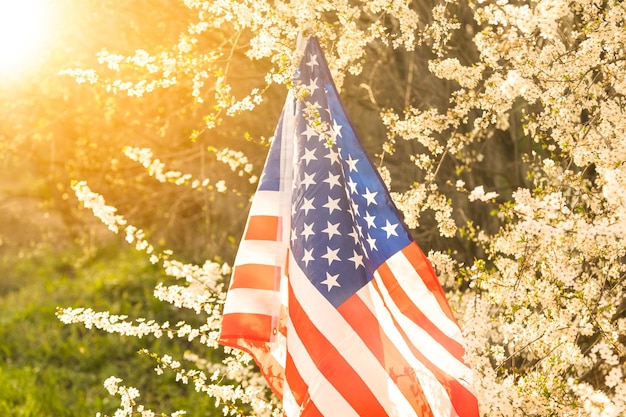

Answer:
[0,0,538,415]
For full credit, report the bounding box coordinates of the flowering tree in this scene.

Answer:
[58,0,626,416]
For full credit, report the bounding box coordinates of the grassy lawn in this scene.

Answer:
[0,243,219,417]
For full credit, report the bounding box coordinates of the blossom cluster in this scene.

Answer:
[420,0,626,413]
[95,376,186,417]
[123,146,258,193]
[143,349,282,417]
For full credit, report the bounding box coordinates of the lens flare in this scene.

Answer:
[0,0,52,78]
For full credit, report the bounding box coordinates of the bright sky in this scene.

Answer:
[0,0,53,79]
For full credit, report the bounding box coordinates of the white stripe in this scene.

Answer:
[373,269,475,386]
[234,240,283,266]
[281,381,300,417]
[287,252,418,417]
[285,319,360,417]
[356,286,455,417]
[385,250,464,344]
[222,288,278,316]
[249,190,286,216]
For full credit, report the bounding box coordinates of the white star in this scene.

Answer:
[348,227,359,244]
[329,125,341,143]
[322,221,341,239]
[301,147,317,165]
[301,172,316,189]
[301,222,315,241]
[348,250,364,269]
[302,248,314,266]
[366,234,377,251]
[291,227,297,243]
[306,54,318,69]
[347,204,356,220]
[382,219,399,238]
[350,200,360,217]
[323,196,341,214]
[331,119,343,139]
[300,197,315,215]
[303,124,318,141]
[345,155,359,172]
[325,148,340,165]
[363,211,376,228]
[320,272,340,291]
[356,223,364,238]
[362,188,378,206]
[321,246,341,265]
[323,173,341,190]
[302,124,319,140]
[347,177,358,194]
[307,77,319,95]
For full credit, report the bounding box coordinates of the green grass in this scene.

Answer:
[0,243,220,417]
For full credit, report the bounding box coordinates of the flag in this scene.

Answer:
[219,35,479,417]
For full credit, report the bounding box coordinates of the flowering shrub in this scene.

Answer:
[60,0,626,416]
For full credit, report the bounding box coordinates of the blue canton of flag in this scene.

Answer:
[287,44,410,308]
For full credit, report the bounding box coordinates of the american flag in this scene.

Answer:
[219,36,479,417]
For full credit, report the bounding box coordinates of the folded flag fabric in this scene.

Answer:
[219,35,479,417]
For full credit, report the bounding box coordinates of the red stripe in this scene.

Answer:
[220,312,273,342]
[402,243,458,324]
[337,295,435,417]
[285,352,324,416]
[376,259,467,362]
[244,215,281,241]
[370,279,480,417]
[285,352,327,416]
[288,282,387,416]
[302,401,323,417]
[285,352,308,406]
[230,264,280,291]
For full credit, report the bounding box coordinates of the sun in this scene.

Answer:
[0,0,52,78]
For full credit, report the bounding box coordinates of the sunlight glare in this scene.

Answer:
[0,0,52,78]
